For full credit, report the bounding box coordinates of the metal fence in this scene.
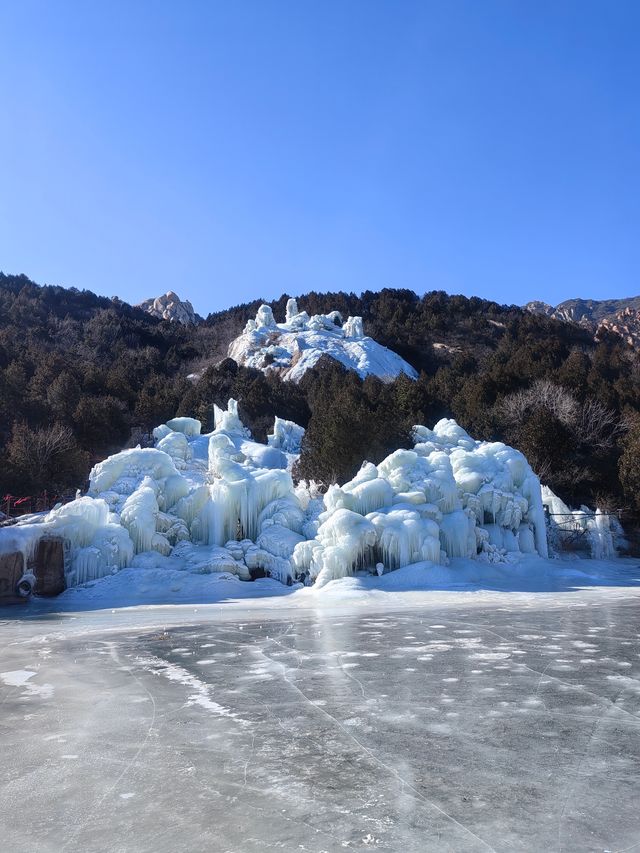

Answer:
[1,492,77,520]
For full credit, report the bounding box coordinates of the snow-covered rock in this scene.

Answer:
[138,291,201,325]
[228,302,418,383]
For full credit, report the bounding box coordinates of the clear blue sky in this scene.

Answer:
[1,1,638,315]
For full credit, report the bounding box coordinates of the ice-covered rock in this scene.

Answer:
[228,302,418,383]
[88,447,184,500]
[156,431,192,468]
[0,497,134,588]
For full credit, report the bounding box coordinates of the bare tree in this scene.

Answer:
[498,380,579,427]
[576,399,626,451]
[5,423,88,493]
[498,380,623,451]
[32,424,77,470]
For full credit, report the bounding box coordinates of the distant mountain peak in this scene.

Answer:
[138,291,202,324]
[524,300,555,317]
[526,295,640,347]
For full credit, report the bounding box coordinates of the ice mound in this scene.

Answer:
[227,298,418,383]
[293,418,548,587]
[2,402,552,593]
[2,401,309,589]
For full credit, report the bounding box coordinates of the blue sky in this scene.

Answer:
[1,1,638,316]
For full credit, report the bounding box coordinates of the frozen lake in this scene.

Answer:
[1,581,640,852]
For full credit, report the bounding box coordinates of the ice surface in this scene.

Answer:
[228,302,419,383]
[2,577,640,853]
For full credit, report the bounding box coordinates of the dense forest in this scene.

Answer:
[2,272,640,521]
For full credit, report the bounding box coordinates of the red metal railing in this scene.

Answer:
[1,492,77,519]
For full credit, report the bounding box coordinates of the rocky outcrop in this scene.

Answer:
[524,300,555,318]
[526,296,640,346]
[0,551,27,604]
[596,307,640,348]
[138,291,202,325]
[33,537,66,597]
[526,296,640,327]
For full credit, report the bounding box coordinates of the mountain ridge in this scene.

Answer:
[525,295,640,330]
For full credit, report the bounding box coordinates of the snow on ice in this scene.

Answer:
[227,298,418,382]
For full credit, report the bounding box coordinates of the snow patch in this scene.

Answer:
[137,655,249,724]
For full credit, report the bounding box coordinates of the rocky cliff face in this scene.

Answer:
[596,307,640,348]
[525,296,640,344]
[138,291,202,324]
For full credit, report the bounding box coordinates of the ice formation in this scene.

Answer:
[541,486,623,560]
[267,417,305,456]
[227,300,418,383]
[0,401,556,594]
[2,497,134,588]
[292,419,548,586]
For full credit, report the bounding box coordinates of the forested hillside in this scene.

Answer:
[2,272,640,518]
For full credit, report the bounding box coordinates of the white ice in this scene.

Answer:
[227,302,418,383]
[294,418,549,587]
[1,398,623,597]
